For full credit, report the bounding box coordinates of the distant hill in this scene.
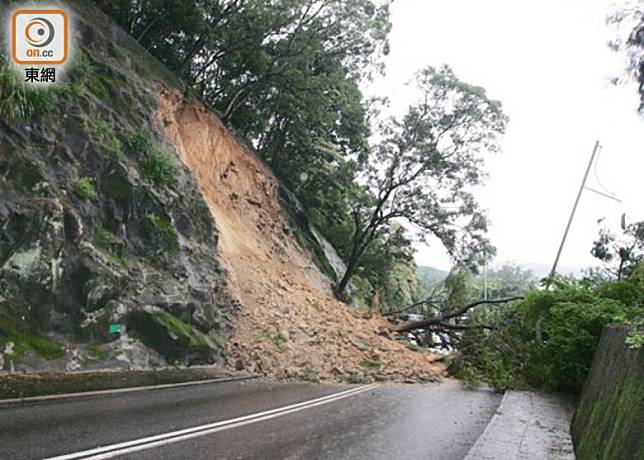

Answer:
[416,266,449,284]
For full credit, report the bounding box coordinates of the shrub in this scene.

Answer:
[87,344,109,360]
[302,368,320,383]
[458,270,644,394]
[145,213,179,254]
[141,149,178,186]
[128,129,154,155]
[127,128,179,187]
[90,119,123,156]
[74,177,96,199]
[359,358,381,370]
[0,59,55,122]
[68,51,92,96]
[0,307,64,361]
[625,319,644,349]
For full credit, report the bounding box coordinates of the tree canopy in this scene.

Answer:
[607,0,644,111]
[334,65,507,297]
[99,1,507,312]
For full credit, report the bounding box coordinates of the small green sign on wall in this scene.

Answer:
[108,324,122,334]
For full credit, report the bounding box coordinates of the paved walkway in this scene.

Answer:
[465,390,576,459]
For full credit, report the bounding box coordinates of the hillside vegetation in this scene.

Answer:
[0,1,444,381]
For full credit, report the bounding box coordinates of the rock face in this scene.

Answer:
[0,1,444,382]
[0,2,237,370]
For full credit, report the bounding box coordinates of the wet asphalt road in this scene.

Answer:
[0,378,501,460]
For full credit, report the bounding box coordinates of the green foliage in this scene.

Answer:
[590,220,644,280]
[93,226,126,267]
[103,0,389,197]
[145,213,179,254]
[102,1,393,299]
[271,336,287,347]
[479,263,536,299]
[140,149,179,187]
[334,65,505,296]
[0,307,64,361]
[126,128,179,186]
[625,319,644,349]
[350,226,419,312]
[606,3,644,112]
[417,266,448,286]
[359,357,381,369]
[90,119,123,157]
[68,50,93,96]
[128,129,154,155]
[301,368,321,383]
[458,269,644,394]
[87,344,109,360]
[0,58,55,122]
[93,226,117,251]
[151,311,208,348]
[74,177,96,199]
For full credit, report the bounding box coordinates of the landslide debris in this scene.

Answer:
[157,88,445,383]
[0,1,444,383]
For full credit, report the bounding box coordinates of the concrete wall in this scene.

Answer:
[571,325,644,460]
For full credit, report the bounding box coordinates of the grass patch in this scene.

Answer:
[87,344,109,360]
[302,368,320,383]
[271,336,287,347]
[145,213,179,254]
[128,129,154,155]
[68,50,92,96]
[342,373,369,384]
[359,358,381,370]
[93,226,126,267]
[0,59,55,122]
[90,118,123,157]
[0,307,64,361]
[74,177,96,199]
[140,149,178,187]
[151,312,208,348]
[128,128,178,187]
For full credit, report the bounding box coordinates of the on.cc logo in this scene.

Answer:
[25,17,56,48]
[12,9,68,65]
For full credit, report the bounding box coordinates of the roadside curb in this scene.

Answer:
[464,389,575,459]
[0,374,260,407]
[463,389,509,459]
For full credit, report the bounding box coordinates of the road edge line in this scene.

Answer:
[0,374,260,407]
[45,384,378,460]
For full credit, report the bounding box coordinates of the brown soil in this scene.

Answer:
[155,86,445,383]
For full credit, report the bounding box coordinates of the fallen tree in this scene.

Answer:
[390,297,523,334]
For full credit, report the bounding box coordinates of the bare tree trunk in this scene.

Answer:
[391,297,523,333]
[335,255,358,298]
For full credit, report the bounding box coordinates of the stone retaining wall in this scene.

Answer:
[571,325,644,460]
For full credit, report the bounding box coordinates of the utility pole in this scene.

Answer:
[549,140,601,279]
[483,264,488,300]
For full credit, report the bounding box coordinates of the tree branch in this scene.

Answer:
[390,297,522,333]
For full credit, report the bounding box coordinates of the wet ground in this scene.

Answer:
[0,378,500,459]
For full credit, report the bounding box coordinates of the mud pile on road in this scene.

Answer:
[157,87,445,383]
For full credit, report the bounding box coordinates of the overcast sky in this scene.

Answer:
[365,0,644,275]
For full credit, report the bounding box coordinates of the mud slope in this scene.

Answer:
[157,86,444,383]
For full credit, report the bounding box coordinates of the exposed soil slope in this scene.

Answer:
[157,87,444,383]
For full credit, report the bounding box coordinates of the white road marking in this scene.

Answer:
[0,375,258,407]
[46,384,377,460]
